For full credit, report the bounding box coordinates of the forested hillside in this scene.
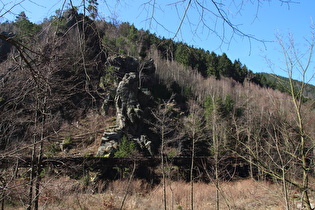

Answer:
[1,7,315,209]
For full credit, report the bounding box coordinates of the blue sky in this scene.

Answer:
[1,0,314,84]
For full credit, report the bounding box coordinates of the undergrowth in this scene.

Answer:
[3,176,311,210]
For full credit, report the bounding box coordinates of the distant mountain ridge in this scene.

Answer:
[256,72,315,100]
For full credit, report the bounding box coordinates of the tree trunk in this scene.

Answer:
[190,138,195,210]
[120,161,136,210]
[162,125,167,210]
[27,128,37,210]
[213,124,219,210]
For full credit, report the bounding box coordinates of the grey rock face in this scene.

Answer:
[97,56,155,157]
[96,128,122,156]
[134,135,152,156]
[115,72,141,130]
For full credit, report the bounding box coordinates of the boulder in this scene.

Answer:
[96,127,122,156]
[134,135,152,156]
[97,140,118,157]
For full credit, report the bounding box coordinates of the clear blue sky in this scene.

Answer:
[1,0,315,84]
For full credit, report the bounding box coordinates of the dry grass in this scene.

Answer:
[135,179,284,210]
[44,111,113,157]
[4,176,308,210]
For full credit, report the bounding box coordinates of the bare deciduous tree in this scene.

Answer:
[150,94,179,210]
[184,100,205,210]
[276,28,315,210]
[140,0,299,48]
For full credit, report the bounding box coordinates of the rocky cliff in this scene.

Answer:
[97,56,155,157]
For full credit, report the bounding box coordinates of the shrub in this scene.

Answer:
[114,136,137,158]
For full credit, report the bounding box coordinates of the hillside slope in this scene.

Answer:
[0,8,314,186]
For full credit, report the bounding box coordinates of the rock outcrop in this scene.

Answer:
[97,56,155,157]
[115,72,142,130]
[97,127,122,157]
[0,32,14,63]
